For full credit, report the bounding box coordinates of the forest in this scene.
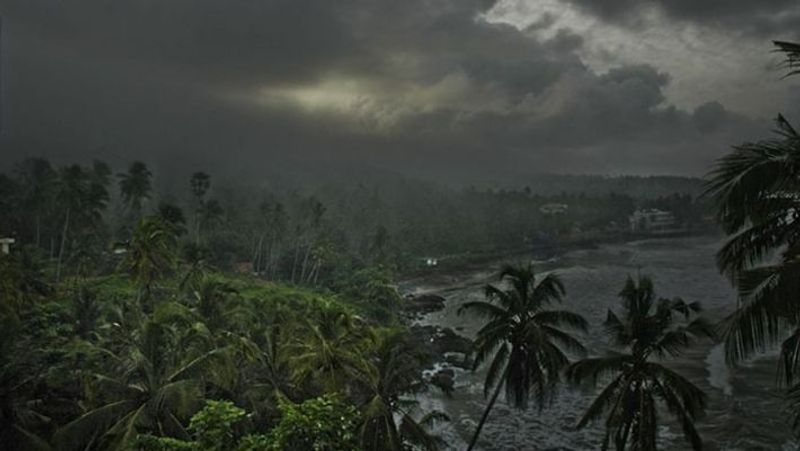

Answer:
[0,151,714,450]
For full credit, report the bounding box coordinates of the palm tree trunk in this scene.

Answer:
[257,234,266,274]
[35,214,41,248]
[267,236,275,279]
[56,206,70,283]
[291,241,301,283]
[467,368,507,451]
[300,240,313,282]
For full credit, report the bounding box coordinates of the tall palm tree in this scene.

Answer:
[15,157,56,248]
[120,216,177,309]
[359,331,448,451]
[458,264,588,451]
[55,165,89,282]
[566,276,713,451]
[706,40,800,425]
[190,172,211,245]
[118,161,152,219]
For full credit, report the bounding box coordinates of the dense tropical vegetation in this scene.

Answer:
[0,158,458,450]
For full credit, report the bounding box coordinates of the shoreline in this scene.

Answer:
[398,233,797,450]
[397,229,722,290]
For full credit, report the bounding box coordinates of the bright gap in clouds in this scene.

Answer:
[482,0,784,117]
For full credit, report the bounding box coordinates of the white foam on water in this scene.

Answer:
[706,343,733,396]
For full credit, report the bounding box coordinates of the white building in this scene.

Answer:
[0,238,15,255]
[539,203,568,215]
[629,209,676,232]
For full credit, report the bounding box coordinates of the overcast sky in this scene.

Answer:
[1,0,798,180]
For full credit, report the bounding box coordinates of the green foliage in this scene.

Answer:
[265,395,361,451]
[189,400,247,451]
[120,216,178,307]
[137,400,247,451]
[236,434,272,451]
[136,435,199,451]
[330,266,401,323]
[359,330,448,451]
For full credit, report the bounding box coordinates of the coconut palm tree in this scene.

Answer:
[54,315,228,450]
[118,161,152,220]
[15,157,56,248]
[190,278,238,333]
[54,165,89,282]
[190,172,211,245]
[120,216,177,309]
[289,303,371,394]
[566,276,713,451]
[458,263,588,451]
[706,41,800,425]
[359,331,448,451]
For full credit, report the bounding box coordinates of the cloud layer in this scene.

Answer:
[1,0,797,180]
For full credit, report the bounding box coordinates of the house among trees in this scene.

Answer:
[0,237,14,254]
[629,208,676,232]
[539,203,568,215]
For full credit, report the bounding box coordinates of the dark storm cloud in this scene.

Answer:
[0,0,782,179]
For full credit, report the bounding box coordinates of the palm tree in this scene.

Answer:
[54,315,227,450]
[54,165,89,282]
[156,202,187,237]
[359,331,448,451]
[190,172,211,245]
[118,161,152,219]
[0,256,52,451]
[120,216,177,309]
[15,157,56,248]
[566,276,713,451]
[289,303,371,394]
[199,199,225,243]
[190,278,238,333]
[706,40,800,425]
[458,263,588,451]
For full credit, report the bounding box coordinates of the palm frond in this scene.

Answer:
[534,309,588,331]
[775,41,800,78]
[54,400,137,451]
[566,355,631,386]
[531,273,566,306]
[541,325,588,357]
[574,373,627,428]
[399,413,442,451]
[722,266,793,365]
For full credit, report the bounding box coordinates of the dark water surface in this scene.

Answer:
[401,236,796,450]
